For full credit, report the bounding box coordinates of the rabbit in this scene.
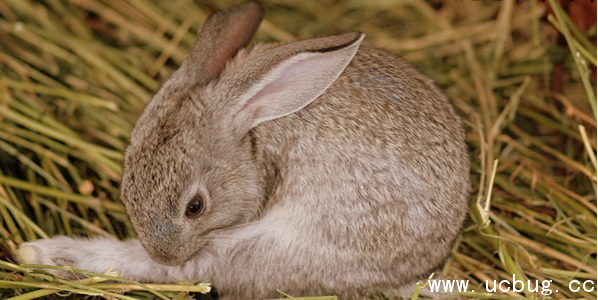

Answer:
[16,2,470,299]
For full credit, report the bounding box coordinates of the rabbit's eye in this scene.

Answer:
[185,195,204,219]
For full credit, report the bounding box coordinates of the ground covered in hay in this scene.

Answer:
[0,0,596,299]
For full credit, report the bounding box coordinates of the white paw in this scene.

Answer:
[17,237,87,280]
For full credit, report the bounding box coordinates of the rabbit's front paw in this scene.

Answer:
[17,237,88,280]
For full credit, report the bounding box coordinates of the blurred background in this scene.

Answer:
[0,0,596,299]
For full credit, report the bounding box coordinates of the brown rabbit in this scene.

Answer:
[17,2,470,299]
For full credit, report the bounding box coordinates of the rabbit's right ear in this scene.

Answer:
[224,32,365,134]
[181,2,263,86]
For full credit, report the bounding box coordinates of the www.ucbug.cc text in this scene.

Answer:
[428,275,596,295]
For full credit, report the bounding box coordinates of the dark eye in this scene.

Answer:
[185,194,205,219]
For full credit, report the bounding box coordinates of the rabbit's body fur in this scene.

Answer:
[17,3,469,299]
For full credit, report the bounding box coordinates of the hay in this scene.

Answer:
[0,0,595,299]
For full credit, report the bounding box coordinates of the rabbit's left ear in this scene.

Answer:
[182,2,263,86]
[224,32,364,133]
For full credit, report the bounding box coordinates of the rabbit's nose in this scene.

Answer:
[149,218,179,237]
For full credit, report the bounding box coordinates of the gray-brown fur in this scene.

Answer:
[18,2,469,299]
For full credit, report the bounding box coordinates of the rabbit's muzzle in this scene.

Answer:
[137,220,189,266]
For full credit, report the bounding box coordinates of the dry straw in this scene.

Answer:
[0,0,596,299]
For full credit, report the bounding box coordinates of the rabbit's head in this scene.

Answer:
[121,2,364,265]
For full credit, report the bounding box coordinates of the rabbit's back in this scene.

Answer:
[250,44,469,287]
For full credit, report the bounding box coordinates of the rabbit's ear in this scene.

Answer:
[229,32,364,132]
[182,2,263,85]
